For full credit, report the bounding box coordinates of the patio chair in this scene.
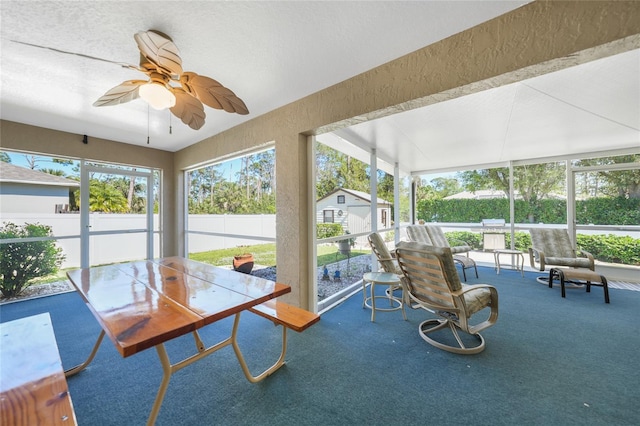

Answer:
[395,241,498,355]
[367,232,407,304]
[528,228,595,274]
[406,225,478,281]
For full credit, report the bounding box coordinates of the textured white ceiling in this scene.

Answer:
[1,1,527,152]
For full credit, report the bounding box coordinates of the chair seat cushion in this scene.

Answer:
[461,285,492,316]
[546,256,592,269]
[450,245,472,254]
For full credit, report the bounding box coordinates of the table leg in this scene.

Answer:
[65,329,105,377]
[232,313,288,383]
[519,254,524,277]
[147,327,236,425]
[148,344,172,426]
[370,282,376,322]
[362,279,368,308]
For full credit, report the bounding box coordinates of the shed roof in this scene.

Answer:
[318,188,391,205]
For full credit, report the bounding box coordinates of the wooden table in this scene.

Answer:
[1,312,77,425]
[65,256,290,425]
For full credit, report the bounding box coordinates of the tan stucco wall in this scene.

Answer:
[0,120,176,255]
[174,1,640,309]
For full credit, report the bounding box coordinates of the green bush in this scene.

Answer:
[577,234,640,265]
[506,232,532,252]
[317,223,343,239]
[443,231,638,265]
[445,231,482,250]
[0,222,65,298]
[418,196,640,225]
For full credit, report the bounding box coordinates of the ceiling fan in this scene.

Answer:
[92,30,249,130]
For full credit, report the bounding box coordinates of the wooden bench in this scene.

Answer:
[232,299,320,383]
[0,313,78,425]
[249,299,320,332]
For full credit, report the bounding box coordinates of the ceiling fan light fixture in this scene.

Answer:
[139,82,176,110]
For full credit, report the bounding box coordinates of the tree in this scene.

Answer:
[0,152,11,163]
[575,155,640,199]
[316,143,370,198]
[414,176,461,202]
[88,179,129,213]
[457,163,565,222]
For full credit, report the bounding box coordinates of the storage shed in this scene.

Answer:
[316,188,392,235]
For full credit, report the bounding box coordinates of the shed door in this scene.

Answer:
[347,206,370,235]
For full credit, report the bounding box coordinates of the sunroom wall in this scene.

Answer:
[173,1,640,309]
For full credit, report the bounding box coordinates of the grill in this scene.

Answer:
[481,219,506,251]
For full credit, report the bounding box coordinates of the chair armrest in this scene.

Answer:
[452,284,499,327]
[448,238,472,252]
[577,249,595,269]
[528,247,546,271]
[577,249,594,261]
[405,291,460,315]
[453,284,497,299]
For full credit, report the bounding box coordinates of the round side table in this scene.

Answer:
[362,272,406,322]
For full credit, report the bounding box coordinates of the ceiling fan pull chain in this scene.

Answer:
[147,104,150,145]
[169,109,172,135]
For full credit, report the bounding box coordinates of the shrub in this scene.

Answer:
[576,234,640,266]
[0,222,65,298]
[317,223,343,239]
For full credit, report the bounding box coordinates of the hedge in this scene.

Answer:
[444,231,639,266]
[418,197,640,225]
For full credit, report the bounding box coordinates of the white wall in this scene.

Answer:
[0,182,73,214]
[187,214,276,253]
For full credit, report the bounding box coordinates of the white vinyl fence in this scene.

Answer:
[0,213,276,269]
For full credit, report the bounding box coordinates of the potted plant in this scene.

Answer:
[233,253,254,274]
[337,231,355,255]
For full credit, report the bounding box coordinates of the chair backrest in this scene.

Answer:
[529,228,576,258]
[406,225,433,245]
[368,232,399,275]
[424,225,451,248]
[395,241,461,310]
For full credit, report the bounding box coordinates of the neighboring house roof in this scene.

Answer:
[317,188,391,205]
[444,189,566,200]
[0,162,79,187]
[444,190,508,200]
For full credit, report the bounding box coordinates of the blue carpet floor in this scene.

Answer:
[1,267,638,425]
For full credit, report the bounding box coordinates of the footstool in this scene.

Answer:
[548,268,610,303]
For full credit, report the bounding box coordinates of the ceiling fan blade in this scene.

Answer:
[180,72,249,115]
[93,80,147,107]
[134,30,183,78]
[170,88,206,130]
[10,40,141,71]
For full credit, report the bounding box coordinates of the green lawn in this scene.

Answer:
[189,243,370,267]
